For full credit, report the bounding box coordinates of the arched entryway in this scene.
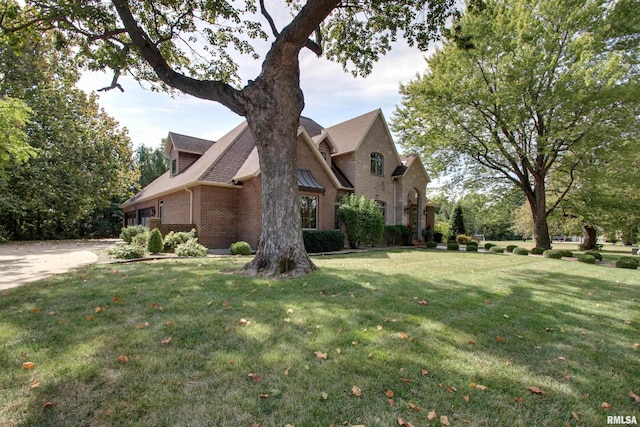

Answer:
[405,188,421,241]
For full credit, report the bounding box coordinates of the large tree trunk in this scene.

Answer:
[528,183,552,250]
[240,47,317,277]
[583,225,597,250]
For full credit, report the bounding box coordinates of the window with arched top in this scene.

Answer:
[370,152,384,176]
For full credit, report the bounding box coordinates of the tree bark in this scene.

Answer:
[583,225,597,250]
[239,43,317,277]
[528,180,552,250]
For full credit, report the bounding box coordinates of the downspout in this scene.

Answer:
[185,186,193,224]
[393,179,397,225]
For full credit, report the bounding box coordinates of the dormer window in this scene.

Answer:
[371,152,384,176]
[171,159,177,176]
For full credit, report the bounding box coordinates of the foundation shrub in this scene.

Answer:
[303,230,345,253]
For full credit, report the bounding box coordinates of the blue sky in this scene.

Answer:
[78,42,434,149]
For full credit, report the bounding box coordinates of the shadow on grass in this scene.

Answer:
[0,253,638,426]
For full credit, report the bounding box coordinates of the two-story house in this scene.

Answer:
[121,109,436,249]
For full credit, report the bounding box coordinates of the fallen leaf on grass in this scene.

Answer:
[398,332,408,339]
[388,399,395,407]
[30,380,41,389]
[602,402,611,410]
[166,321,174,326]
[571,412,580,421]
[314,351,327,360]
[160,336,172,345]
[94,306,104,313]
[418,300,427,305]
[31,307,40,314]
[630,391,640,403]
[248,373,262,382]
[527,386,546,395]
[23,362,35,369]
[86,315,95,321]
[42,401,54,408]
[117,355,128,364]
[427,410,438,421]
[377,325,384,331]
[447,386,457,393]
[401,378,411,385]
[514,397,524,403]
[496,336,505,342]
[475,385,488,391]
[321,392,328,400]
[397,417,414,427]
[409,402,421,411]
[386,389,394,398]
[352,385,362,396]
[468,339,477,345]
[112,296,121,303]
[421,369,429,376]
[440,415,451,426]
[462,395,470,402]
[284,367,290,376]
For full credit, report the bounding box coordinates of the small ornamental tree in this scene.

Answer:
[450,204,466,237]
[337,194,384,249]
[146,228,164,254]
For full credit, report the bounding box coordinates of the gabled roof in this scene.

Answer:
[392,154,431,183]
[164,132,215,158]
[323,109,380,155]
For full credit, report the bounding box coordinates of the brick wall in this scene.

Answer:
[196,185,240,249]
[238,177,262,249]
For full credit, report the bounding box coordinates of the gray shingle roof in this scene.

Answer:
[167,132,215,155]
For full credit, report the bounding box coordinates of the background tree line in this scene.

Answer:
[0,26,163,241]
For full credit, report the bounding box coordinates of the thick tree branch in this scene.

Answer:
[98,70,124,92]
[259,0,323,56]
[111,0,247,116]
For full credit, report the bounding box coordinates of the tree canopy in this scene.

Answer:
[393,0,640,249]
[0,27,137,240]
[1,0,455,276]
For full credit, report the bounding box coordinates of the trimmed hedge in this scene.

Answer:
[447,242,459,251]
[489,246,505,254]
[465,244,478,252]
[531,247,545,255]
[230,241,252,255]
[466,241,479,247]
[484,243,496,250]
[558,249,574,258]
[426,241,438,249]
[616,257,638,269]
[303,230,345,253]
[578,254,596,264]
[506,245,518,253]
[543,249,562,259]
[584,250,603,261]
[383,226,402,246]
[513,247,529,256]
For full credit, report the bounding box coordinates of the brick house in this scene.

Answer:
[121,109,436,249]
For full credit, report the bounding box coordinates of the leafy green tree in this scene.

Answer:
[135,143,168,189]
[449,204,466,237]
[0,96,36,176]
[0,28,137,240]
[2,0,454,276]
[393,0,640,250]
[337,194,384,249]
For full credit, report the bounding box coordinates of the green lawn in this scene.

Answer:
[1,250,638,426]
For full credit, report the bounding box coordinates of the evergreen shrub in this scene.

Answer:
[384,226,402,245]
[489,246,505,253]
[531,247,545,255]
[615,258,638,269]
[146,228,164,254]
[106,244,145,260]
[484,242,496,250]
[578,254,596,264]
[230,241,252,255]
[558,249,574,258]
[447,242,459,251]
[543,249,562,259]
[584,250,603,261]
[176,238,207,257]
[506,245,518,253]
[513,247,529,256]
[163,229,196,252]
[303,230,345,253]
[426,241,438,249]
[465,244,478,252]
[120,225,148,244]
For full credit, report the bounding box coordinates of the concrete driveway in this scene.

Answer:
[0,240,117,290]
